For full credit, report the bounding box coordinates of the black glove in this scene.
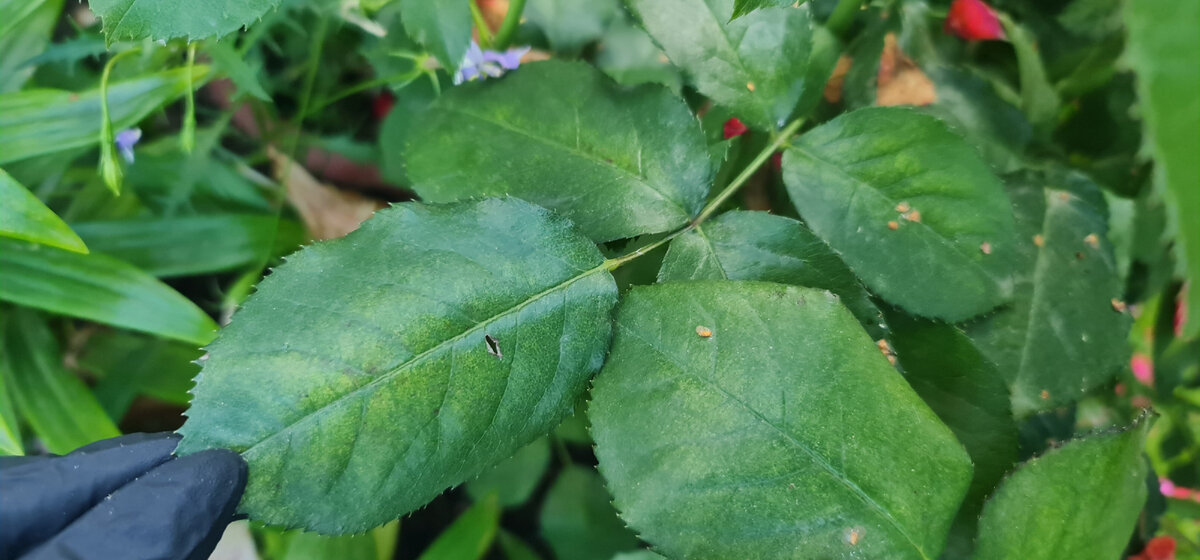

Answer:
[0,433,246,560]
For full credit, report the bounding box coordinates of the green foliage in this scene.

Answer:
[178,198,618,532]
[0,0,62,93]
[540,466,640,560]
[400,0,472,74]
[465,437,551,507]
[406,61,711,242]
[590,282,971,559]
[782,107,1018,322]
[88,0,281,43]
[627,0,812,130]
[730,0,795,20]
[0,169,88,253]
[973,419,1151,560]
[525,0,622,52]
[417,495,500,560]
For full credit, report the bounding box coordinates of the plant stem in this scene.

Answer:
[469,1,494,48]
[303,68,422,118]
[825,0,862,35]
[492,0,527,50]
[605,117,805,271]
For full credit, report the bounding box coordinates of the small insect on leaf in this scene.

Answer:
[980,242,993,255]
[887,221,900,231]
[1084,233,1100,249]
[696,325,713,338]
[484,334,502,360]
[843,526,865,546]
[1112,299,1128,313]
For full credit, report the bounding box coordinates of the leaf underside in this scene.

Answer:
[178,198,618,533]
[590,281,972,559]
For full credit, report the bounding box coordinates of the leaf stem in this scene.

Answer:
[825,0,862,35]
[492,0,527,50]
[470,1,494,48]
[98,47,142,196]
[604,117,805,271]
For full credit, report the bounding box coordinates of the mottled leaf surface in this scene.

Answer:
[627,0,812,130]
[0,169,87,253]
[973,420,1150,560]
[1125,0,1200,337]
[406,61,710,242]
[178,198,618,533]
[590,281,972,559]
[966,172,1129,416]
[88,0,280,43]
[658,211,881,331]
[782,107,1018,322]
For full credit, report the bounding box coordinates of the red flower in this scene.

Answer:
[944,0,1007,41]
[723,117,748,139]
[1133,536,1177,560]
[373,91,395,120]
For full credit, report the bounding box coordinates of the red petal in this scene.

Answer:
[1146,536,1177,560]
[945,0,1007,41]
[373,91,396,120]
[723,117,748,139]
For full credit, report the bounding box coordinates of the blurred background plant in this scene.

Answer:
[0,0,1196,558]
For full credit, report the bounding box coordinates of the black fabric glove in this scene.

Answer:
[0,433,246,560]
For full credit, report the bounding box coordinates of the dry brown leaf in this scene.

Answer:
[876,33,937,107]
[268,147,384,241]
[824,55,853,104]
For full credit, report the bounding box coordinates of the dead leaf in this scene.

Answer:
[876,33,937,107]
[824,55,853,104]
[268,147,384,241]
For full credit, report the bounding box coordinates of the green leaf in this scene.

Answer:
[540,466,640,560]
[1,309,121,454]
[465,437,551,507]
[731,0,794,19]
[658,210,881,331]
[627,0,812,130]
[206,41,271,101]
[73,215,303,278]
[589,281,972,559]
[965,171,1129,416]
[280,522,399,560]
[1125,0,1200,338]
[781,107,1018,322]
[400,0,471,74]
[920,67,1032,174]
[177,198,618,533]
[526,0,621,52]
[0,0,62,93]
[406,61,711,242]
[379,79,438,187]
[0,238,218,346]
[999,15,1061,130]
[0,168,88,253]
[497,531,542,560]
[0,67,209,166]
[78,331,202,421]
[972,419,1151,560]
[594,21,682,93]
[417,494,501,560]
[88,0,281,43]
[0,330,23,455]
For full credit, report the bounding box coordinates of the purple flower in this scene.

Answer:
[114,128,142,164]
[454,41,531,85]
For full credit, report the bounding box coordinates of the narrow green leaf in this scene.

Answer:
[0,169,88,253]
[406,60,711,242]
[781,107,1018,322]
[401,0,471,74]
[78,331,202,421]
[973,419,1151,560]
[525,0,621,52]
[417,494,501,560]
[0,0,62,93]
[590,281,972,559]
[965,171,1129,417]
[465,437,551,507]
[497,531,542,560]
[0,67,209,166]
[627,0,812,130]
[0,238,218,346]
[206,41,271,101]
[731,0,794,19]
[1,309,121,454]
[73,215,303,278]
[0,329,23,455]
[178,198,618,533]
[999,16,1060,130]
[1125,0,1200,338]
[88,0,281,43]
[540,466,640,560]
[658,210,881,331]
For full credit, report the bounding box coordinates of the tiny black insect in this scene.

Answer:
[484,334,502,360]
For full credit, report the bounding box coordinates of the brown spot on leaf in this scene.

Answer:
[980,242,993,255]
[887,221,900,230]
[876,33,937,107]
[1084,233,1100,249]
[1040,390,1050,400]
[1111,299,1128,313]
[746,81,756,91]
[895,201,911,213]
[696,325,713,338]
[1033,234,1045,247]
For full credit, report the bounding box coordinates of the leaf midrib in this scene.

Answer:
[617,321,932,559]
[437,105,690,219]
[237,263,609,455]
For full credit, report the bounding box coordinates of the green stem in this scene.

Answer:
[303,68,422,118]
[492,0,527,50]
[181,43,198,153]
[98,48,142,195]
[469,1,493,48]
[605,117,805,271]
[825,0,862,35]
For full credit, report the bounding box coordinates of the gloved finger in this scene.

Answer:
[20,449,247,560]
[0,433,180,558]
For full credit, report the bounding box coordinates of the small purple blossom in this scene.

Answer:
[454,41,531,85]
[114,128,142,164]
